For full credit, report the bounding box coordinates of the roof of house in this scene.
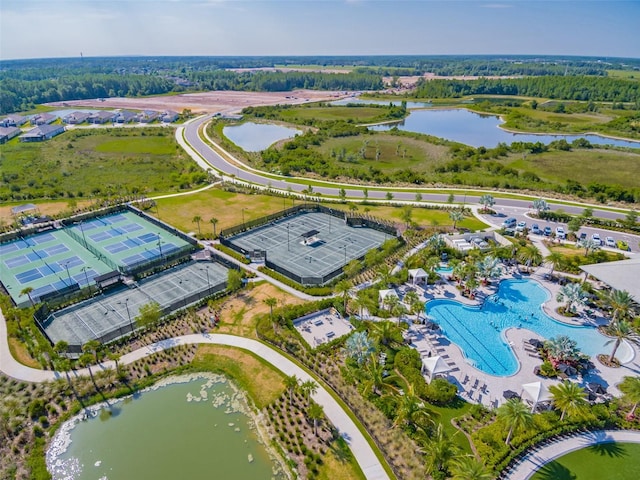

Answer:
[21,124,64,138]
[580,256,640,302]
[0,126,20,137]
[91,111,116,119]
[6,114,26,122]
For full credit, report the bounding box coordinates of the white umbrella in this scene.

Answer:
[521,381,552,412]
[421,356,451,382]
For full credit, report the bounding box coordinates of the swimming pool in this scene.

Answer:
[426,279,631,376]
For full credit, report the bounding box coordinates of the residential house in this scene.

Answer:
[0,114,27,127]
[63,111,91,124]
[88,111,116,124]
[20,124,65,142]
[30,113,57,125]
[0,126,21,144]
[160,110,179,123]
[114,110,137,123]
[137,110,159,123]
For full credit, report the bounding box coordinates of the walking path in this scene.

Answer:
[0,311,389,480]
[504,429,640,480]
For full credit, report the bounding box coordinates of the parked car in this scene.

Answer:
[531,223,541,235]
[579,232,587,241]
[543,226,552,236]
[605,236,616,248]
[555,226,566,239]
[502,217,517,228]
[516,221,527,232]
[591,233,602,245]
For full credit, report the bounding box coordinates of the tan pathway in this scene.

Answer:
[503,429,640,480]
[0,311,389,480]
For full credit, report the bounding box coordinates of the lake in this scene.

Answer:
[47,374,286,480]
[370,108,640,149]
[223,122,301,152]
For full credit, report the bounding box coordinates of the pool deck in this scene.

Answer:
[406,265,639,407]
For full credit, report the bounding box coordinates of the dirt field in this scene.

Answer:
[45,89,349,115]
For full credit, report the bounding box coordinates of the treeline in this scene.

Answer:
[0,74,178,114]
[188,70,383,92]
[413,76,640,103]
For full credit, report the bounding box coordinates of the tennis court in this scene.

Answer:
[66,210,193,272]
[42,261,229,348]
[0,230,111,308]
[227,211,389,283]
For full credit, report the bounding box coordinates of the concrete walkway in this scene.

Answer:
[504,429,640,480]
[0,311,389,480]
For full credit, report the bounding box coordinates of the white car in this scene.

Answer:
[605,236,616,248]
[555,226,566,239]
[591,233,602,245]
[515,221,527,232]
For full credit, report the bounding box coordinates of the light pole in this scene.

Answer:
[79,222,87,247]
[157,234,164,260]
[286,224,290,251]
[200,267,211,295]
[343,244,347,265]
[62,261,72,286]
[118,298,133,333]
[81,266,90,292]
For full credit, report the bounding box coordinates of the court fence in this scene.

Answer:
[220,203,398,286]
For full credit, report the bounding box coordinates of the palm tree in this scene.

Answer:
[361,355,400,397]
[335,279,352,312]
[209,217,219,238]
[376,264,393,288]
[351,290,375,319]
[426,234,445,255]
[605,320,640,363]
[284,375,299,406]
[497,398,534,445]
[545,251,564,276]
[54,340,69,357]
[394,385,436,431]
[108,351,122,377]
[383,291,400,312]
[344,331,375,364]
[192,215,202,235]
[300,379,318,405]
[605,289,635,325]
[450,457,492,480]
[82,339,102,363]
[370,321,405,349]
[478,194,495,213]
[423,423,460,476]
[556,282,587,314]
[578,238,601,256]
[449,209,464,230]
[532,198,550,216]
[476,255,502,284]
[549,381,588,421]
[79,352,96,385]
[307,401,324,436]
[518,245,543,272]
[544,335,582,364]
[618,376,640,418]
[404,290,424,323]
[19,287,35,307]
[263,297,278,333]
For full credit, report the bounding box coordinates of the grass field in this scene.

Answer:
[0,127,203,202]
[153,188,488,235]
[278,106,395,122]
[317,133,450,173]
[530,442,640,480]
[506,149,640,189]
[607,70,640,81]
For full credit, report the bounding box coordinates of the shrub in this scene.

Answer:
[425,378,458,404]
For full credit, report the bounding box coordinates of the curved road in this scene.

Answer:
[182,115,629,221]
[0,312,389,480]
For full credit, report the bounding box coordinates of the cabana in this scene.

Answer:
[521,381,552,412]
[421,355,451,382]
[408,268,428,286]
[378,289,399,309]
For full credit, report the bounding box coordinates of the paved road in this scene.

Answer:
[0,311,389,480]
[181,115,629,221]
[504,429,640,480]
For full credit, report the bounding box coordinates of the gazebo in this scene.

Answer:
[521,381,553,412]
[421,355,451,382]
[408,268,428,286]
[378,289,399,308]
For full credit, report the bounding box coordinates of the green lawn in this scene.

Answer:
[317,133,450,173]
[530,442,640,480]
[0,127,203,202]
[430,399,473,454]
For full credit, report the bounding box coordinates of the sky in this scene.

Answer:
[1,0,638,60]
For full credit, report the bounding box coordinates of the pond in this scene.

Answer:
[47,374,286,480]
[223,122,301,152]
[370,108,640,149]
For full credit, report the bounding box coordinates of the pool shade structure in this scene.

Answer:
[521,381,553,412]
[558,363,578,377]
[421,355,451,382]
[529,338,544,349]
[408,268,428,285]
[588,383,607,395]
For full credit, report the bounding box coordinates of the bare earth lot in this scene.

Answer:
[45,89,348,114]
